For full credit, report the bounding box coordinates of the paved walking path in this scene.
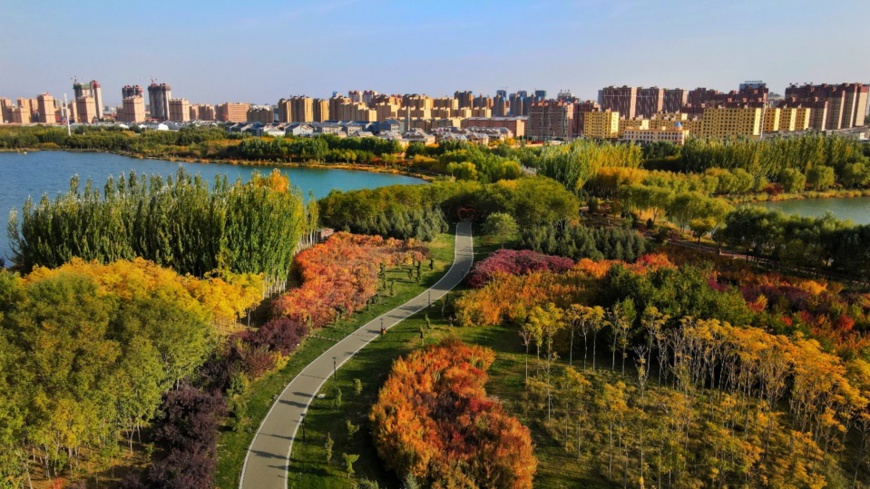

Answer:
[239,221,474,489]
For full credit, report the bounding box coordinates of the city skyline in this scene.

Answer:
[2,0,869,106]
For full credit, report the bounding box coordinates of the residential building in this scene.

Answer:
[247,105,274,124]
[649,112,688,130]
[291,96,314,122]
[636,87,664,118]
[584,110,620,139]
[600,86,637,119]
[784,83,869,130]
[190,104,215,121]
[75,95,97,123]
[527,101,573,140]
[313,98,329,122]
[509,92,529,116]
[534,90,547,102]
[571,100,601,137]
[471,107,491,118]
[118,96,146,123]
[216,102,250,123]
[701,107,762,139]
[454,90,473,109]
[618,117,649,137]
[0,97,13,123]
[168,98,190,122]
[122,85,144,98]
[37,93,55,123]
[460,117,526,139]
[277,98,293,123]
[12,106,30,124]
[622,128,689,145]
[492,95,509,117]
[375,102,400,121]
[761,107,780,134]
[147,83,172,120]
[662,89,687,113]
[90,80,104,119]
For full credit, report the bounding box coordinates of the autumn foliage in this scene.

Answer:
[466,249,574,289]
[370,339,537,489]
[271,232,427,329]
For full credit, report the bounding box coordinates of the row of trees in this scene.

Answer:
[680,134,867,180]
[370,339,537,488]
[716,206,870,280]
[521,223,650,262]
[0,258,262,486]
[8,169,311,291]
[232,134,404,163]
[319,177,580,238]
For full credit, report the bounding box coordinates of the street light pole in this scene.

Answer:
[332,357,336,380]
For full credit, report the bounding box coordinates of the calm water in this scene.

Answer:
[0,151,424,263]
[757,197,870,225]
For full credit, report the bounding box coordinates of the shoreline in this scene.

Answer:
[0,147,437,182]
[726,188,870,205]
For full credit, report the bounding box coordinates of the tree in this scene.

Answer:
[483,212,519,248]
[343,453,359,478]
[806,165,835,190]
[324,432,334,464]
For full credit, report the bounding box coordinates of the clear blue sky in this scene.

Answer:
[2,0,868,106]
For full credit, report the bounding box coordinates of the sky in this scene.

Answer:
[2,0,869,107]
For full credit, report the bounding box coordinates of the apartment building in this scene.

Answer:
[583,110,619,139]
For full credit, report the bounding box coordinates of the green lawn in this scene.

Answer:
[214,228,457,489]
[285,232,612,488]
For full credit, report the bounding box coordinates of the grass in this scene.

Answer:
[285,231,612,488]
[214,228,457,489]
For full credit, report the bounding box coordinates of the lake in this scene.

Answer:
[0,151,425,264]
[756,196,870,225]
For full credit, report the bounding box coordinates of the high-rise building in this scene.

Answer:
[473,95,492,110]
[496,89,507,99]
[557,90,577,103]
[313,98,329,122]
[147,83,172,120]
[362,90,378,105]
[348,90,362,103]
[122,85,144,98]
[761,107,781,134]
[662,89,688,113]
[291,96,314,122]
[215,103,251,123]
[277,98,292,123]
[509,92,529,117]
[168,98,190,122]
[785,83,868,130]
[636,87,664,118]
[534,90,547,102]
[527,101,573,140]
[492,95,509,117]
[572,100,601,137]
[584,110,620,139]
[118,96,146,123]
[189,104,215,121]
[89,80,103,119]
[599,86,637,119]
[247,105,274,124]
[37,93,55,124]
[701,107,762,139]
[76,95,96,123]
[454,90,473,109]
[0,98,12,123]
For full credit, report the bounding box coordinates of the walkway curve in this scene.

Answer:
[239,221,474,489]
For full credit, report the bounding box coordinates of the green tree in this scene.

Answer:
[806,165,835,190]
[343,453,360,478]
[483,212,519,248]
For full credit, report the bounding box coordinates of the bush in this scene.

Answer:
[467,249,574,288]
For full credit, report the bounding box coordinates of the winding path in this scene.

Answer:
[239,221,474,489]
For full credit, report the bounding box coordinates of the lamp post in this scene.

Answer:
[332,356,336,380]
